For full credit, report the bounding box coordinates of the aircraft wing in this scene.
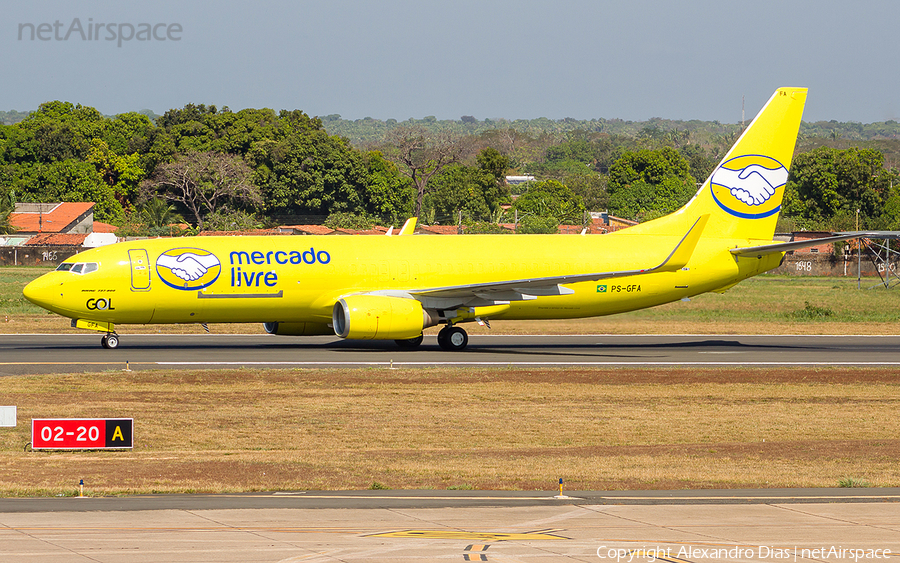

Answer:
[730,232,878,258]
[407,215,708,307]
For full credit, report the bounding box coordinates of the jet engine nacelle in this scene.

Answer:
[333,295,431,340]
[263,321,332,336]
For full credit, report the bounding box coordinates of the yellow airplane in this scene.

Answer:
[23,87,862,350]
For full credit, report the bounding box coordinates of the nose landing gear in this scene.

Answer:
[101,333,120,349]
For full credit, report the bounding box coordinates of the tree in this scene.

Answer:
[384,125,468,218]
[607,147,697,220]
[3,160,125,222]
[142,151,261,230]
[87,139,144,207]
[1,101,106,164]
[564,173,608,211]
[511,179,585,226]
[250,130,370,218]
[475,147,509,183]
[139,198,184,229]
[0,190,16,235]
[425,148,510,225]
[783,146,893,229]
[362,151,414,222]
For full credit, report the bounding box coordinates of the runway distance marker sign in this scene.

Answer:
[32,419,133,449]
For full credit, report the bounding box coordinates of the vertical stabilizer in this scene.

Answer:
[626,87,807,241]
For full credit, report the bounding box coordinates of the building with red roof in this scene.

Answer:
[22,233,90,246]
[10,203,95,234]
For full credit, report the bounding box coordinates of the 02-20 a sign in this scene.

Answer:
[32,419,133,449]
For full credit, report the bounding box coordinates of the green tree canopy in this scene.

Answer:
[425,148,511,224]
[511,179,585,225]
[782,146,895,229]
[249,130,369,218]
[362,151,414,222]
[607,147,697,220]
[0,190,16,235]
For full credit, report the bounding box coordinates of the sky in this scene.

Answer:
[3,0,899,124]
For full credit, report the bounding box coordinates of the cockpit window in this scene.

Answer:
[56,262,99,274]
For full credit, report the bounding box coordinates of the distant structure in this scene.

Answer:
[1,202,119,266]
[590,211,638,234]
[505,175,535,185]
[10,202,95,235]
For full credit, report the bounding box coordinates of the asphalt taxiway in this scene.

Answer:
[2,333,900,374]
[2,490,900,563]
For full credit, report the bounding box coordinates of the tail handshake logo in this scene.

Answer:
[710,155,788,219]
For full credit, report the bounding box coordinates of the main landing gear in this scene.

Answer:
[395,334,424,349]
[437,325,468,351]
[393,326,469,351]
[100,333,120,349]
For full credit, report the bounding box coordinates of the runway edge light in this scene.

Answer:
[554,478,576,500]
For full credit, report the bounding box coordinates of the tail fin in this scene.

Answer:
[627,87,807,241]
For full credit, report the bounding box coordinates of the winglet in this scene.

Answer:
[399,217,418,236]
[656,214,709,271]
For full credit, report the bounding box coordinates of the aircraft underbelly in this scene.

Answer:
[146,287,326,324]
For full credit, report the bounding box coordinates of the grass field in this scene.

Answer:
[3,267,900,496]
[1,367,898,496]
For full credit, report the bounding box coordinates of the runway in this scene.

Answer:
[3,336,900,561]
[1,333,900,374]
[2,490,900,562]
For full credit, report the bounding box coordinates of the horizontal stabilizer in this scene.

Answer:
[730,232,879,258]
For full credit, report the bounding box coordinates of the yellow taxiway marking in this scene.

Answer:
[365,530,566,541]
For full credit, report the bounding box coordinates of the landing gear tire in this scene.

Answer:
[437,326,468,351]
[101,334,119,349]
[395,334,424,349]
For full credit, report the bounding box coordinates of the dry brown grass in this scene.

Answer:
[2,367,899,495]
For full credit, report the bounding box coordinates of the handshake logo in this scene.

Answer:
[710,155,788,219]
[156,248,221,290]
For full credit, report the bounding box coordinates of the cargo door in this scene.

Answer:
[129,249,151,291]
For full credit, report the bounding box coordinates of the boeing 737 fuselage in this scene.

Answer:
[25,88,855,350]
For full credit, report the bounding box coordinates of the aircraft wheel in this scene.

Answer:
[438,326,468,351]
[102,334,119,349]
[395,334,424,349]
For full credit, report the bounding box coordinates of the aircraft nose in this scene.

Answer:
[23,273,62,311]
